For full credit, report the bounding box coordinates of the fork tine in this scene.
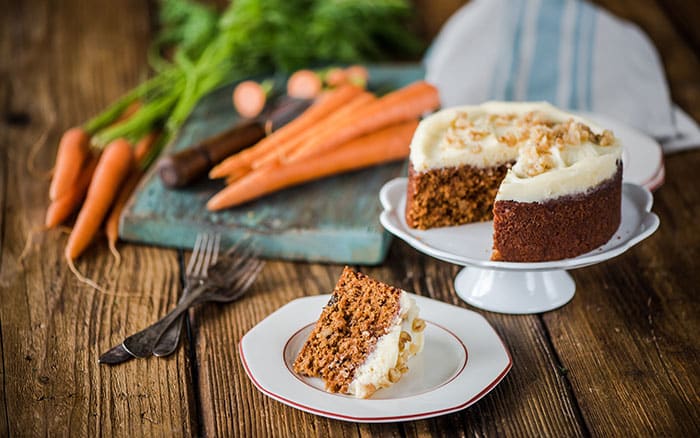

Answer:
[234,257,263,284]
[186,234,205,275]
[237,238,260,260]
[225,234,254,258]
[193,234,211,277]
[226,246,257,274]
[243,260,265,287]
[218,236,254,264]
[191,234,206,277]
[201,234,217,276]
[228,259,265,300]
[211,234,221,266]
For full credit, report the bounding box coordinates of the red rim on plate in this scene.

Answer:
[239,294,512,423]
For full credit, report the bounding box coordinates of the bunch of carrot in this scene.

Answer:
[45,120,161,265]
[207,78,440,210]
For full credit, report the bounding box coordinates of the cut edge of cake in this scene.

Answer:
[292,267,424,399]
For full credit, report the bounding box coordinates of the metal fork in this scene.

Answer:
[98,235,262,365]
[98,233,222,364]
[153,233,221,357]
[121,241,264,358]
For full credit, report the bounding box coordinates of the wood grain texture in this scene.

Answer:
[655,0,700,56]
[0,0,196,436]
[192,243,586,436]
[412,0,468,41]
[365,244,587,437]
[543,151,700,436]
[542,1,700,435]
[0,85,10,438]
[191,261,349,437]
[2,0,700,437]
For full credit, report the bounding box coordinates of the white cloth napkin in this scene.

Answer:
[424,0,700,153]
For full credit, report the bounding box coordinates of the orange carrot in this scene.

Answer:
[233,80,271,118]
[105,168,142,262]
[287,69,323,99]
[65,139,134,260]
[134,130,160,164]
[210,84,364,178]
[287,81,438,163]
[251,91,377,169]
[345,65,369,87]
[207,120,418,210]
[224,167,252,185]
[49,127,90,200]
[104,130,159,261]
[45,155,98,229]
[324,67,347,87]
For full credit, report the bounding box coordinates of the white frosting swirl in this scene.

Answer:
[408,102,622,202]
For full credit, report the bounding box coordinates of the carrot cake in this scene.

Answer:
[293,267,424,398]
[405,102,622,262]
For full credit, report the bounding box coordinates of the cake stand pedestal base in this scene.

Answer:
[454,267,576,314]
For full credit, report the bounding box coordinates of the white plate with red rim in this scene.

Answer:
[240,294,511,423]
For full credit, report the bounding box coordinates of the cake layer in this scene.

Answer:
[293,267,424,398]
[492,164,622,262]
[405,162,511,229]
[496,135,620,202]
[409,101,622,202]
[347,291,423,398]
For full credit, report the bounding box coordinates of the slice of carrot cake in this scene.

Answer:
[293,267,425,398]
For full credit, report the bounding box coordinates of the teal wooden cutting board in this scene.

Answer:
[119,64,425,264]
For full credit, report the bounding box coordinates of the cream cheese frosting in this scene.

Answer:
[409,101,622,203]
[347,292,424,398]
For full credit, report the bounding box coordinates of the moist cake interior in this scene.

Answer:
[293,267,424,398]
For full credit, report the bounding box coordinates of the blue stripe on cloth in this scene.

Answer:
[503,0,526,101]
[585,2,596,110]
[489,3,513,100]
[569,0,583,108]
[525,0,566,102]
[573,1,595,110]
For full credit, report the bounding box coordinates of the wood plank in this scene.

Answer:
[0,86,10,438]
[542,151,700,436]
[0,0,196,435]
[365,244,586,437]
[193,241,586,436]
[1,0,697,436]
[655,0,700,56]
[192,261,360,437]
[542,1,700,435]
[412,0,467,41]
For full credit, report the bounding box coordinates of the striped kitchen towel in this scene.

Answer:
[425,0,700,152]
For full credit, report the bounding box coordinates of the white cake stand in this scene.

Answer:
[379,178,660,314]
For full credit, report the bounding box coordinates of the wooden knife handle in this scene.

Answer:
[157,97,312,189]
[158,122,265,188]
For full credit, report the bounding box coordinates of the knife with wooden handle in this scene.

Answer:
[158,96,312,188]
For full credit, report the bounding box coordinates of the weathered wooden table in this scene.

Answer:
[2,1,698,436]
